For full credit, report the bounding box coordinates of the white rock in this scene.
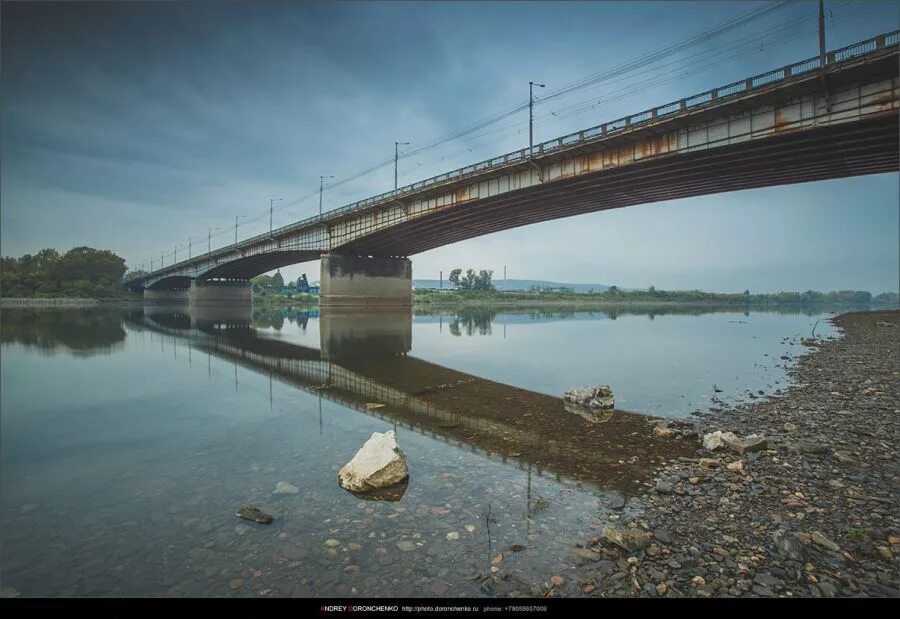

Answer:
[338,430,409,493]
[702,430,739,451]
[273,481,300,495]
[563,385,614,410]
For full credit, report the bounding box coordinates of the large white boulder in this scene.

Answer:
[338,430,409,493]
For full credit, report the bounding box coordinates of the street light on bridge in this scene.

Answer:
[208,227,221,254]
[235,215,249,245]
[529,81,545,157]
[395,142,410,190]
[319,176,334,219]
[269,198,283,237]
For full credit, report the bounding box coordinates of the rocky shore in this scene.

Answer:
[572,310,899,598]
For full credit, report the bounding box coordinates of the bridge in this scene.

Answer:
[125,32,900,307]
[127,306,693,493]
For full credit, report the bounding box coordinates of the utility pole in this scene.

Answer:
[504,265,507,291]
[818,0,826,69]
[161,252,164,268]
[174,245,177,264]
[439,270,442,290]
[151,258,154,271]
[188,238,192,259]
[319,176,334,219]
[395,142,409,190]
[269,198,283,236]
[529,81,545,157]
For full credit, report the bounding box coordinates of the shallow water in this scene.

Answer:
[0,304,841,596]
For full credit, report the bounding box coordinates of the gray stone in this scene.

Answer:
[563,385,614,410]
[772,529,808,562]
[602,527,653,552]
[811,531,840,553]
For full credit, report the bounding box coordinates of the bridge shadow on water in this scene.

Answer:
[126,304,695,496]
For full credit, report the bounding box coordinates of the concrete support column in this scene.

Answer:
[189,279,252,307]
[320,254,412,308]
[143,288,189,304]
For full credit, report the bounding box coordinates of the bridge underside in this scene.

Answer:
[335,113,899,256]
[200,250,321,281]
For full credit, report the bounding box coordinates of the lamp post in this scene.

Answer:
[269,198,283,236]
[319,176,334,219]
[818,0,826,68]
[208,227,220,254]
[529,81,545,157]
[395,141,409,190]
[235,215,248,244]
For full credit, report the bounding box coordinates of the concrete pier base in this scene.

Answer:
[189,280,252,307]
[320,254,412,308]
[143,288,189,304]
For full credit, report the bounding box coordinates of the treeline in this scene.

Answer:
[414,286,899,306]
[1,247,129,299]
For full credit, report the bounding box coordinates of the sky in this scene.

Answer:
[2,0,898,294]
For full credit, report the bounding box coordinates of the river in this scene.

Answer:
[0,304,842,597]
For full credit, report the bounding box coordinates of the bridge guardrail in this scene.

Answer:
[143,30,899,282]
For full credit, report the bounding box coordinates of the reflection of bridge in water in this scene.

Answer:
[127,306,693,494]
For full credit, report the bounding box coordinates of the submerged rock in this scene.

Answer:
[563,386,614,410]
[601,527,653,552]
[235,506,274,524]
[273,481,300,495]
[349,479,408,502]
[563,401,614,423]
[338,430,409,493]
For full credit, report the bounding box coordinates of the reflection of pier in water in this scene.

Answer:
[128,306,691,494]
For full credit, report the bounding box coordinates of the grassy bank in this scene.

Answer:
[246,288,899,312]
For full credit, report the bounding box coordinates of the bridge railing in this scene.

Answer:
[139,30,899,282]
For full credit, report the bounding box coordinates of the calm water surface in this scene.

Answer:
[0,304,839,597]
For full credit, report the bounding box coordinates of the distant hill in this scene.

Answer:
[413,279,612,293]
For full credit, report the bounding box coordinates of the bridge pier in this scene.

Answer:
[189,279,252,307]
[320,254,412,308]
[143,288,189,304]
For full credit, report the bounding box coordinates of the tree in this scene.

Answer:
[123,269,149,282]
[473,270,495,291]
[251,274,274,292]
[0,247,126,298]
[448,268,462,289]
[272,270,284,290]
[462,269,477,290]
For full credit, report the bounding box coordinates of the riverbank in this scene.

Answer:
[563,310,899,598]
